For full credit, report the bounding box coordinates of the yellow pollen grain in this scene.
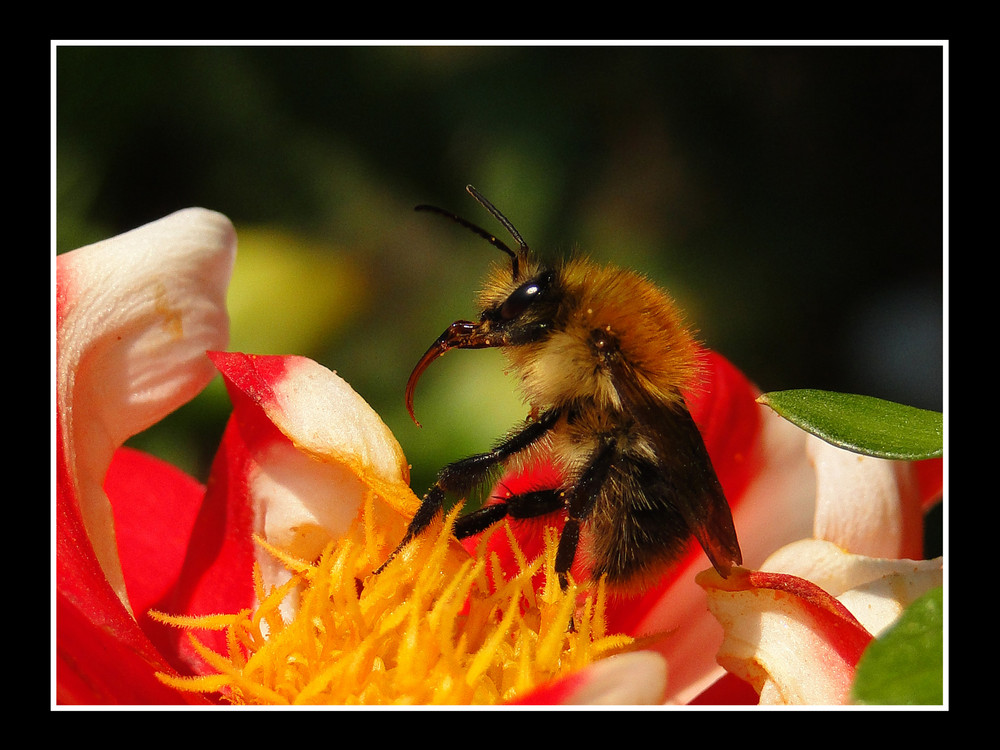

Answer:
[151,492,633,705]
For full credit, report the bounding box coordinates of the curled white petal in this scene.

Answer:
[710,586,857,705]
[251,356,413,566]
[57,208,236,608]
[221,355,416,609]
[263,356,409,487]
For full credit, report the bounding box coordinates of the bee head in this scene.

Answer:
[406,186,554,425]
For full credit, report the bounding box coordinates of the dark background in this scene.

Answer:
[56,45,945,502]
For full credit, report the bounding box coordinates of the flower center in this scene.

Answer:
[152,495,633,705]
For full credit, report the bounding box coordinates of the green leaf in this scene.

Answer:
[851,586,944,705]
[757,389,942,460]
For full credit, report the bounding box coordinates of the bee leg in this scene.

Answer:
[554,439,617,592]
[371,485,446,575]
[375,408,561,574]
[453,489,565,539]
[452,502,510,539]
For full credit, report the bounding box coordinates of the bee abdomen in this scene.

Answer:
[584,461,693,592]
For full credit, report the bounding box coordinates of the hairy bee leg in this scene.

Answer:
[453,489,565,539]
[436,406,560,491]
[554,439,618,591]
[452,502,509,539]
[554,520,581,591]
[372,485,447,575]
[375,408,561,574]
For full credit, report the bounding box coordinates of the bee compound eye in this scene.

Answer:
[500,282,539,320]
[500,273,551,321]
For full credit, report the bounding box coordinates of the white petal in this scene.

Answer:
[246,355,414,564]
[807,435,922,558]
[561,651,668,705]
[57,208,236,608]
[732,407,818,569]
[264,356,409,488]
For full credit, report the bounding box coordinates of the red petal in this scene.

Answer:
[156,412,259,669]
[460,461,568,591]
[207,351,283,411]
[916,457,943,510]
[511,669,587,705]
[56,436,210,704]
[105,447,207,620]
[56,210,237,702]
[687,349,762,505]
[689,671,761,705]
[162,354,294,624]
[511,652,668,705]
[741,570,874,664]
[56,589,209,705]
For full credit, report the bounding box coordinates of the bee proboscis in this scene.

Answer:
[377,185,742,594]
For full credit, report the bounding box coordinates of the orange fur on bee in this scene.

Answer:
[480,255,701,414]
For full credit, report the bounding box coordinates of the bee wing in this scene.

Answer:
[615,375,743,577]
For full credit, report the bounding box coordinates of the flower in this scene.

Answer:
[56,209,943,706]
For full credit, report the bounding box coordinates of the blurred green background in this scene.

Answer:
[55,45,944,502]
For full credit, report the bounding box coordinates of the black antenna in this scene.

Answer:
[465,185,529,253]
[414,185,527,281]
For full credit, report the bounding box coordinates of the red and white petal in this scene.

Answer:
[513,651,668,705]
[57,208,236,608]
[699,568,874,705]
[761,538,943,637]
[208,353,420,598]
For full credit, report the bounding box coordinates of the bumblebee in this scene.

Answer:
[380,185,742,593]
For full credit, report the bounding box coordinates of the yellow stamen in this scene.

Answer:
[152,492,632,705]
